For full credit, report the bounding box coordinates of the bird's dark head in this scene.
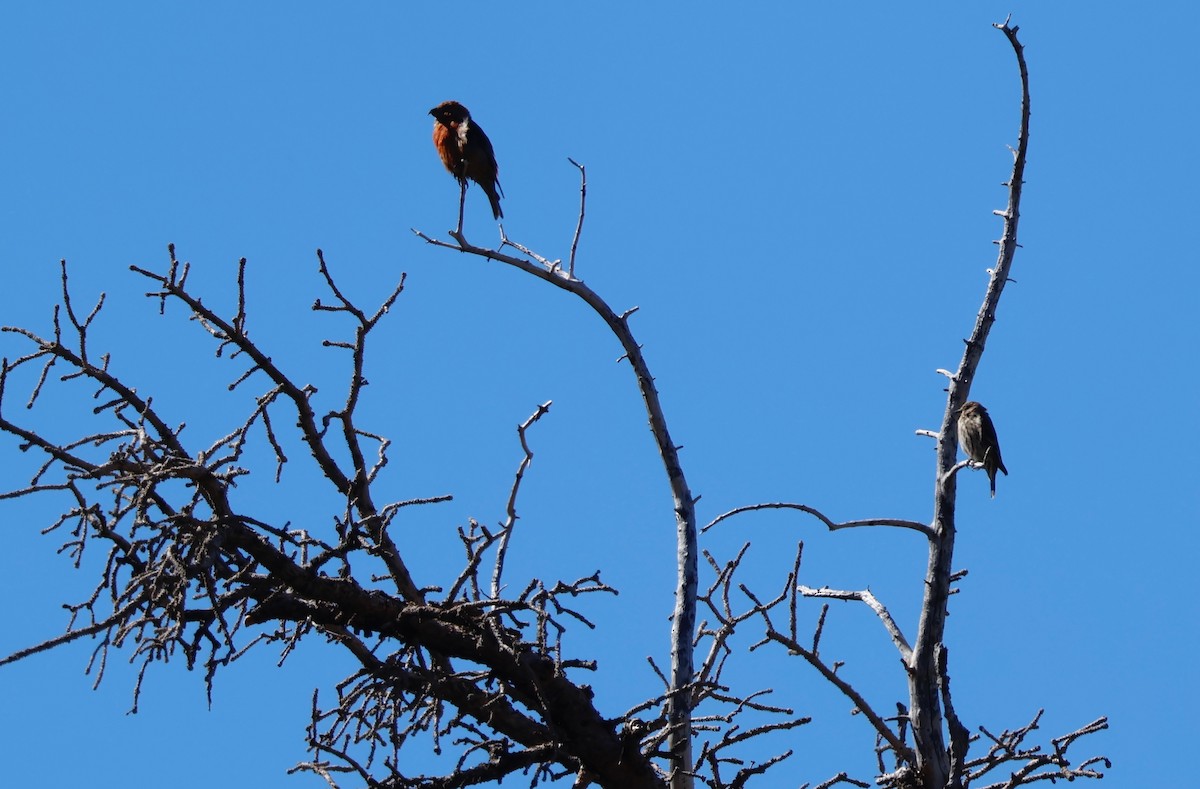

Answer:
[958,401,984,417]
[430,100,470,125]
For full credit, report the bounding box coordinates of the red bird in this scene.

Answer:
[429,100,504,220]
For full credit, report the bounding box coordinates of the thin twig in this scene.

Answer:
[491,400,552,599]
[567,158,587,278]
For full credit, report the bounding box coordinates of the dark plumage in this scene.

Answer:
[957,401,1008,498]
[429,100,504,220]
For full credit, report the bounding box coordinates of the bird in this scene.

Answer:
[956,401,1008,498]
[429,100,504,220]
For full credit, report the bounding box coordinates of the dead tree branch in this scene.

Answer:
[415,160,700,789]
[0,252,673,788]
[909,20,1033,787]
[491,400,553,600]
[703,502,933,539]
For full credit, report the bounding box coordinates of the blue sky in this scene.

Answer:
[1,3,1196,786]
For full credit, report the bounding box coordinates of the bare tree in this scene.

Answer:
[698,20,1109,789]
[0,18,1107,789]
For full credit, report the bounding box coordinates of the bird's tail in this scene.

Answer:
[485,184,504,220]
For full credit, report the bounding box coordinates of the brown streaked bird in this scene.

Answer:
[957,401,1008,498]
[429,100,504,220]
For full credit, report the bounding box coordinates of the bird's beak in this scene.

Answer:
[428,107,437,117]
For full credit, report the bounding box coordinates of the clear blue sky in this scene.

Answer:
[1,3,1196,787]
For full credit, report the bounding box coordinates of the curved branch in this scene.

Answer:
[703,502,934,539]
[797,586,912,663]
[909,20,1032,787]
[754,618,915,766]
[415,192,699,787]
